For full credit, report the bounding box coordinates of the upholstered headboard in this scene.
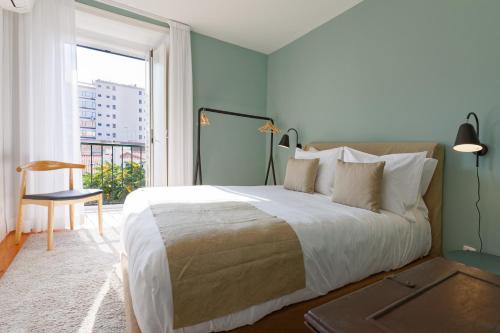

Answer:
[304,142,444,256]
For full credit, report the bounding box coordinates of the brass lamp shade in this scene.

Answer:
[258,121,281,134]
[199,112,210,126]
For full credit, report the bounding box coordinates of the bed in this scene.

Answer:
[121,142,444,333]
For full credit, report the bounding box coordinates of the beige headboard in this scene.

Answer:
[304,142,444,256]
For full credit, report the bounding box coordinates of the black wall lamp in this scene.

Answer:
[453,111,488,253]
[278,128,302,149]
[453,112,488,167]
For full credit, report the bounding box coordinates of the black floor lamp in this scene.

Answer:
[194,107,279,185]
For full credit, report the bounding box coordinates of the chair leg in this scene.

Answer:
[47,202,55,251]
[69,204,75,230]
[15,201,24,244]
[97,195,103,236]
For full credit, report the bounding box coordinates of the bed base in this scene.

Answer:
[121,254,141,333]
[121,254,433,333]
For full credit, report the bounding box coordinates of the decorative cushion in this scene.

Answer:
[284,158,320,193]
[332,160,385,212]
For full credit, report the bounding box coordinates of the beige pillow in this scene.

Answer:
[332,160,385,212]
[284,158,320,193]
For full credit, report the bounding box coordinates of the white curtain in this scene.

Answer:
[150,42,169,186]
[167,21,193,186]
[0,0,79,241]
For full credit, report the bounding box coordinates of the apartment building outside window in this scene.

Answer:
[81,110,95,118]
[80,119,96,128]
[78,79,147,145]
[80,129,96,138]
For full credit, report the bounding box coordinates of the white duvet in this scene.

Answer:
[122,185,431,333]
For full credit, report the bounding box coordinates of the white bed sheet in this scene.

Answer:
[121,185,431,333]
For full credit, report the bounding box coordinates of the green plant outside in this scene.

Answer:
[83,161,145,204]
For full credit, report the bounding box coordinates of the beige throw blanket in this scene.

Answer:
[151,201,305,329]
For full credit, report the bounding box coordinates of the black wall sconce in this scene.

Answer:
[453,111,488,253]
[453,112,488,167]
[278,128,302,149]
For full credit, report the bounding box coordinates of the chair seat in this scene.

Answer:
[23,189,103,201]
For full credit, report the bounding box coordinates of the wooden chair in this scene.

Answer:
[15,161,103,250]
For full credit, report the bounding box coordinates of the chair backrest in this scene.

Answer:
[16,161,85,173]
[16,161,85,196]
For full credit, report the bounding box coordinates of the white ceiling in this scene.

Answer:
[100,0,363,54]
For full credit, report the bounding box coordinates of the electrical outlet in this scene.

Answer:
[463,245,477,252]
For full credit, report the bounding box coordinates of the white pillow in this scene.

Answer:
[420,158,438,196]
[343,147,426,221]
[295,147,343,195]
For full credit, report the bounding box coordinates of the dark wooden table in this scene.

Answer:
[305,257,500,333]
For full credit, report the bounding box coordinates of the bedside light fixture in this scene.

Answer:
[453,112,488,166]
[453,111,488,253]
[199,111,210,126]
[278,128,302,149]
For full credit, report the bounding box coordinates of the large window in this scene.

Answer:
[77,46,149,204]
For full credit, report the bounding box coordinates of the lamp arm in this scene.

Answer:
[466,112,480,138]
[466,112,488,166]
[287,128,302,148]
[287,128,299,140]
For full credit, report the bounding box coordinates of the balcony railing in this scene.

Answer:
[81,142,146,204]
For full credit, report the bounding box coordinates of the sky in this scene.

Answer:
[77,46,147,88]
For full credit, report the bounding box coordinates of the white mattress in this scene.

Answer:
[121,185,431,333]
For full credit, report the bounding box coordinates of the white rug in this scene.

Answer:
[0,209,127,333]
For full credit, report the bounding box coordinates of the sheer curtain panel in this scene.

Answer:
[167,21,193,186]
[0,0,80,242]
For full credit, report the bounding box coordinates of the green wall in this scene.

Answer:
[267,0,500,256]
[191,32,268,185]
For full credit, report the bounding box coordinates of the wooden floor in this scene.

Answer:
[0,231,29,279]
